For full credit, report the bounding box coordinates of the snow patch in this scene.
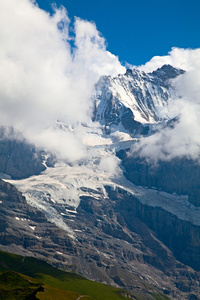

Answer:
[66,209,77,214]
[29,226,36,231]
[6,120,200,236]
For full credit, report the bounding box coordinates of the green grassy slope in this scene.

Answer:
[0,270,43,300]
[0,250,170,300]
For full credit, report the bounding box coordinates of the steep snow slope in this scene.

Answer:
[93,64,184,134]
[5,65,187,237]
[2,65,200,299]
[6,124,200,239]
[6,125,119,236]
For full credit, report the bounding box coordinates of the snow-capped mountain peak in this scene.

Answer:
[93,65,184,135]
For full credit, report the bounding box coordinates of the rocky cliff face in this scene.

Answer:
[0,178,200,299]
[93,65,184,135]
[0,64,200,300]
[0,127,46,179]
[0,179,76,262]
[107,185,200,272]
[117,150,200,207]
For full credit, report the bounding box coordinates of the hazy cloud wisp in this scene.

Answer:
[132,47,200,162]
[0,0,125,162]
[1,1,200,164]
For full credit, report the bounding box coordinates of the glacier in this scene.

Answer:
[6,64,197,239]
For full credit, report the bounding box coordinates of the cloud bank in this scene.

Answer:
[139,47,200,73]
[132,47,200,162]
[1,1,200,164]
[0,0,125,162]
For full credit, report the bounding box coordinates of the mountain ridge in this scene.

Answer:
[93,64,184,136]
[0,64,200,299]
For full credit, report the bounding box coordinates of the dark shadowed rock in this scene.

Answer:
[117,149,200,206]
[0,138,46,179]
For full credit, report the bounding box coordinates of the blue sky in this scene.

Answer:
[1,0,200,162]
[36,0,200,66]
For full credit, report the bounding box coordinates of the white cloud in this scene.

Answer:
[132,47,200,162]
[139,47,200,72]
[2,0,199,164]
[0,0,125,162]
[99,155,120,174]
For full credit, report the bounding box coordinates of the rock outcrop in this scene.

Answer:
[0,179,199,299]
[117,150,200,206]
[93,65,184,135]
[0,127,45,179]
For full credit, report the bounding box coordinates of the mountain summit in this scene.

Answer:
[0,65,200,300]
[93,64,184,135]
